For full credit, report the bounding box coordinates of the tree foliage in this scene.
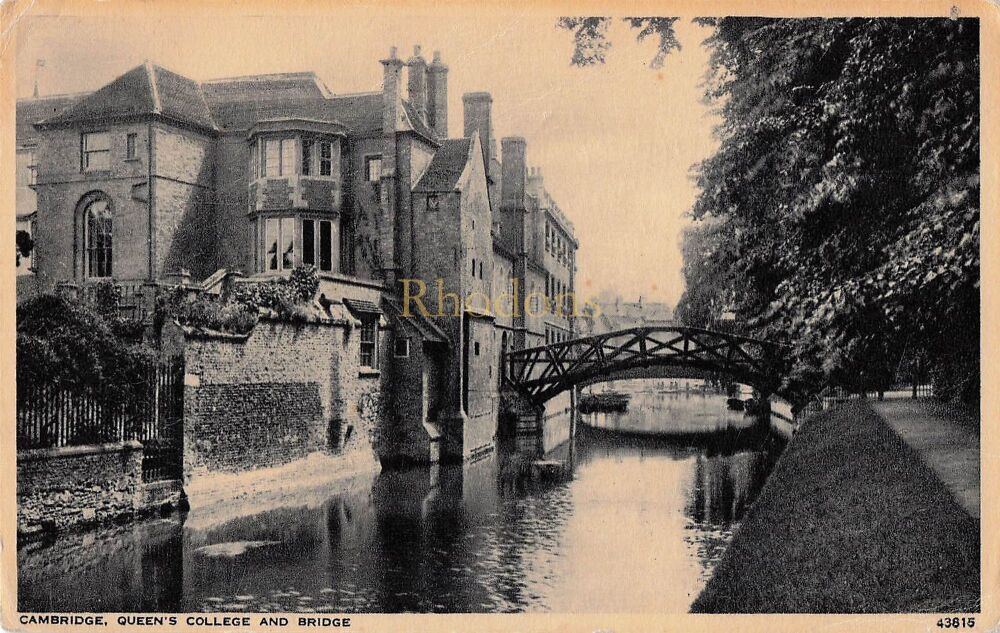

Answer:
[16,230,33,266]
[17,294,157,407]
[560,17,980,403]
[558,17,680,67]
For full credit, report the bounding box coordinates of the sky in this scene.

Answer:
[15,9,719,306]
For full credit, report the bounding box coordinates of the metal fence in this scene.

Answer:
[17,357,184,482]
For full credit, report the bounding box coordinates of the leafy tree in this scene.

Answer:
[17,293,157,407]
[562,17,980,404]
[559,17,681,67]
[16,230,33,266]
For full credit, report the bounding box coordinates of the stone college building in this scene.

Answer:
[15,46,579,468]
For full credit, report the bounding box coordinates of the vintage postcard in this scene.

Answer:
[1,0,996,631]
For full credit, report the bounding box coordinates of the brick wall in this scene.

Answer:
[32,121,218,288]
[17,442,144,532]
[348,136,389,280]
[154,179,216,279]
[177,316,382,483]
[152,124,216,280]
[34,124,153,286]
[214,134,253,274]
[380,328,446,464]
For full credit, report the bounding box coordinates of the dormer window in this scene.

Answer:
[81,132,110,172]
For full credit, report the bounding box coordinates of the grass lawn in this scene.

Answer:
[690,401,980,613]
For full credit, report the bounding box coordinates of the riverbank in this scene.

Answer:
[691,401,979,613]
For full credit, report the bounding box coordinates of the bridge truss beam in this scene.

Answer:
[505,326,792,405]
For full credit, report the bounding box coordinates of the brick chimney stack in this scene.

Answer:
[427,50,448,138]
[406,45,428,124]
[379,46,405,282]
[527,166,544,196]
[381,46,404,134]
[501,136,527,209]
[463,92,494,169]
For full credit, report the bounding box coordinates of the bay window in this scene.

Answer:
[301,139,314,175]
[264,139,281,177]
[301,218,338,272]
[320,142,333,176]
[255,136,338,180]
[262,215,339,274]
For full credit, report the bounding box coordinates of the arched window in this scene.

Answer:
[84,198,113,278]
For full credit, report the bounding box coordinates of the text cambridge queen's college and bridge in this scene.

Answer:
[18,614,354,628]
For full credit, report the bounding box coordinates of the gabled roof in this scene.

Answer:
[38,62,217,133]
[16,94,81,142]
[401,100,438,144]
[413,138,472,192]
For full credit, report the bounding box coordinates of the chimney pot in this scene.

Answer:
[433,50,442,63]
[414,44,421,57]
[390,46,398,59]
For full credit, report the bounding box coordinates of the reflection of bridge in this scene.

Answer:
[504,326,794,406]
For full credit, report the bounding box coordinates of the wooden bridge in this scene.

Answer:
[504,326,796,405]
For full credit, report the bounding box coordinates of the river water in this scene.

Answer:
[18,381,785,613]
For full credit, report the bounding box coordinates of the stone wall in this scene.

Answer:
[541,390,574,454]
[175,314,383,489]
[17,442,144,533]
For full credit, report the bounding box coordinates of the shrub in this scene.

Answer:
[288,265,320,302]
[17,293,157,407]
[231,266,319,320]
[154,266,319,335]
[155,286,258,335]
[88,279,147,341]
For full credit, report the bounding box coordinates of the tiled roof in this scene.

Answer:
[152,65,217,131]
[402,100,438,143]
[16,94,81,142]
[326,93,383,136]
[383,298,449,344]
[201,72,330,103]
[413,138,472,192]
[207,92,383,135]
[38,62,217,132]
[343,297,382,315]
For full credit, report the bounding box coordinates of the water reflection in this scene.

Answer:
[18,384,783,613]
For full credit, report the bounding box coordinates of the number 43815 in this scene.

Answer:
[937,617,975,628]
